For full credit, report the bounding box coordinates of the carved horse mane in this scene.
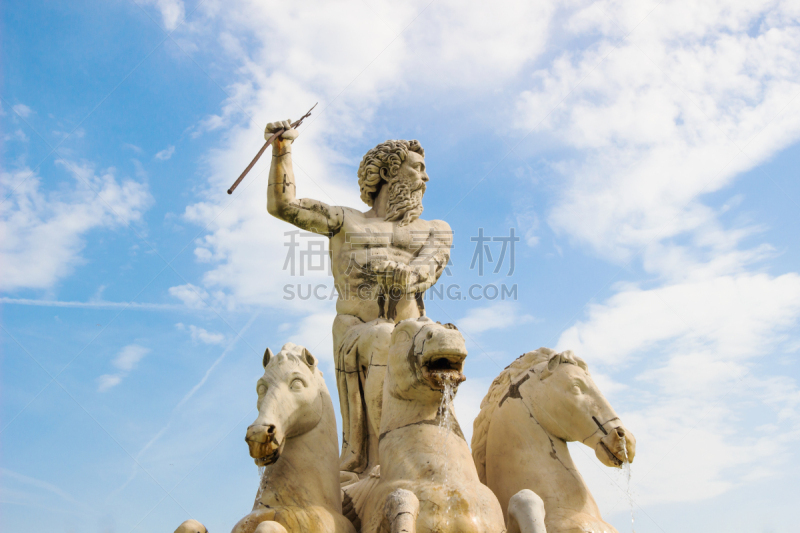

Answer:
[472,347,587,483]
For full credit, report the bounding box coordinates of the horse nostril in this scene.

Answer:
[616,427,625,437]
[266,424,276,435]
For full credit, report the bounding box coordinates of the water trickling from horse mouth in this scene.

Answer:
[432,376,459,528]
[621,435,635,533]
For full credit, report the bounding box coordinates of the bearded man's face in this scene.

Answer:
[385,151,429,226]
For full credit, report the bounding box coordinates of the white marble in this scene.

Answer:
[345,318,546,533]
[214,123,640,533]
[472,348,636,533]
[232,343,356,533]
[175,519,207,533]
[264,122,453,476]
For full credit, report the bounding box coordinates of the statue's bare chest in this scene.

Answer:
[337,216,428,254]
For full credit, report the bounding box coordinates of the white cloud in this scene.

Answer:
[12,103,32,118]
[554,271,800,507]
[191,326,224,345]
[162,0,800,514]
[113,344,150,372]
[557,273,800,367]
[458,302,535,335]
[168,283,211,309]
[285,310,338,368]
[96,374,122,392]
[452,377,492,444]
[514,210,540,247]
[171,0,561,310]
[142,0,185,31]
[514,0,800,268]
[0,161,151,291]
[154,145,175,160]
[122,143,143,154]
[507,0,800,511]
[176,323,226,345]
[4,129,28,142]
[97,344,150,391]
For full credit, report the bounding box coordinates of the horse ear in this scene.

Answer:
[301,347,317,369]
[263,347,274,368]
[540,352,562,379]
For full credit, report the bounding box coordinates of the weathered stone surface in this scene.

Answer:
[345,318,545,533]
[175,519,207,533]
[472,348,637,533]
[232,343,356,533]
[264,122,453,476]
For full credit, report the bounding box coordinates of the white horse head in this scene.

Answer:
[387,317,468,400]
[528,349,636,467]
[473,347,637,533]
[234,343,356,533]
[174,519,207,533]
[245,342,325,466]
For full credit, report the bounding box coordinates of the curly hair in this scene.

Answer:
[357,140,425,206]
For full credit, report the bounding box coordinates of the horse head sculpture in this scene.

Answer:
[531,349,635,467]
[245,343,325,467]
[348,318,546,533]
[385,317,467,401]
[473,347,636,533]
[234,342,356,533]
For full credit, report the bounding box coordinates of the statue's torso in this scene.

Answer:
[330,207,445,322]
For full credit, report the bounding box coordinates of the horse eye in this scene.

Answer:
[257,384,267,396]
[290,379,305,390]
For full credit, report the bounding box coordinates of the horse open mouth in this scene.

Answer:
[421,351,466,389]
[595,427,635,468]
[596,441,624,467]
[249,438,285,466]
[254,443,284,466]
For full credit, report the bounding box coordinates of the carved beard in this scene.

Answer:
[384,177,425,226]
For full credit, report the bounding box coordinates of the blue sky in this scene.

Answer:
[2,1,800,532]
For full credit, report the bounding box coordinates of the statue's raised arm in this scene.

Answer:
[266,120,344,236]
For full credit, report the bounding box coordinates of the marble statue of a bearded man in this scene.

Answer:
[264,120,452,478]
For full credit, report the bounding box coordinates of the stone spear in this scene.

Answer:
[227,103,317,195]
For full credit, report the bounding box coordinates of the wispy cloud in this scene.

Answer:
[458,302,535,334]
[154,145,175,160]
[12,103,33,118]
[516,1,800,267]
[516,0,800,511]
[122,142,143,154]
[1,468,96,517]
[141,0,185,31]
[96,374,122,392]
[111,312,261,497]
[97,344,150,392]
[0,297,183,311]
[169,283,217,309]
[176,322,226,345]
[0,161,151,291]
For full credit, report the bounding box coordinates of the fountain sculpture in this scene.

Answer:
[472,348,636,533]
[174,119,636,533]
